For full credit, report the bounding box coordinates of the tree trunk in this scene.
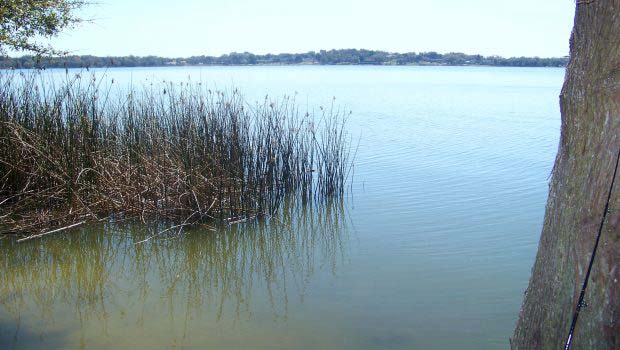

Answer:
[511,1,620,349]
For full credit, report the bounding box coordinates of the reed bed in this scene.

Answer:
[0,71,353,238]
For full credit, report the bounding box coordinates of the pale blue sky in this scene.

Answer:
[37,0,575,57]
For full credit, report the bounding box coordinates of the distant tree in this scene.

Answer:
[0,49,570,69]
[0,0,86,55]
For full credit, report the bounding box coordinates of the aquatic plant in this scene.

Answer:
[0,71,353,238]
[0,196,349,347]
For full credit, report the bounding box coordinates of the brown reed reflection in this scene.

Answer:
[0,197,349,349]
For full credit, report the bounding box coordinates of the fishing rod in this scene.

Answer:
[564,141,620,350]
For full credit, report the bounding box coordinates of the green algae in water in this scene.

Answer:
[0,198,349,349]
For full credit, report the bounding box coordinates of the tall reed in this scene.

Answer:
[0,71,353,236]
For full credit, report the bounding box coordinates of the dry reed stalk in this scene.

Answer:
[0,71,353,239]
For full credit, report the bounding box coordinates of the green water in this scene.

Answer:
[1,200,349,349]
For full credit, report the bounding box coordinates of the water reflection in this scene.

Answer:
[0,197,349,350]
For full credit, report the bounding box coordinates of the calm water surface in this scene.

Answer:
[0,66,564,349]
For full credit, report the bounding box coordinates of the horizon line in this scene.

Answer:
[4,48,570,60]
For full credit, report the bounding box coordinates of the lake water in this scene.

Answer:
[0,65,564,349]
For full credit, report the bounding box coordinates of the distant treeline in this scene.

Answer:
[0,49,568,69]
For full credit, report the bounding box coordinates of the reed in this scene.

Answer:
[0,71,353,237]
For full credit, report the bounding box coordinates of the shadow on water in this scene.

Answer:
[0,197,350,349]
[0,317,70,350]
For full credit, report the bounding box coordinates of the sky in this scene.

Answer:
[29,0,576,58]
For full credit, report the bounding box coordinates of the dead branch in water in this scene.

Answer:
[16,221,86,243]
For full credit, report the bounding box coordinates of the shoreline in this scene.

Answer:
[0,63,567,70]
[1,49,568,69]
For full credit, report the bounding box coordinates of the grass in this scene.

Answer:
[0,71,353,238]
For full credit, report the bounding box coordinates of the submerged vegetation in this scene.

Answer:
[0,197,349,347]
[0,71,353,238]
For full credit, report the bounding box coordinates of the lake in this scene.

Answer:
[0,65,564,349]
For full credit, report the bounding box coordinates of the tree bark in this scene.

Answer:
[511,1,620,349]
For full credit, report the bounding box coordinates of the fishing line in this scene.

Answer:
[564,140,620,350]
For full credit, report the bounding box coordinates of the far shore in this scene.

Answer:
[1,49,568,69]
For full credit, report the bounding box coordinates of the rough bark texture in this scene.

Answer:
[511,1,620,349]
